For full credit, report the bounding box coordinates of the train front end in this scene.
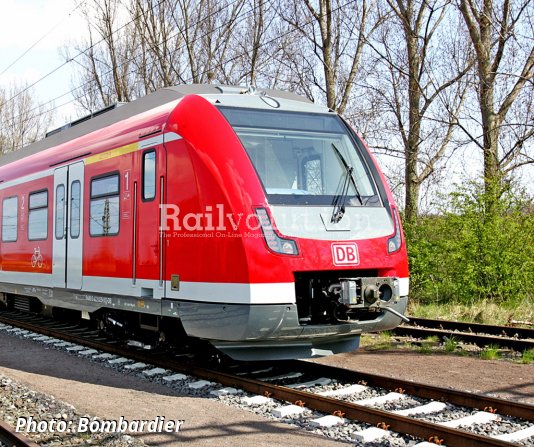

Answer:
[163,86,409,360]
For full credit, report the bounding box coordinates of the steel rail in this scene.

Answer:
[406,317,534,339]
[0,311,529,447]
[0,420,40,447]
[393,325,534,352]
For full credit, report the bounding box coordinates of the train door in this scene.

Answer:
[52,162,84,289]
[133,147,166,296]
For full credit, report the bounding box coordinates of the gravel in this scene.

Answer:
[0,374,145,447]
[472,417,534,440]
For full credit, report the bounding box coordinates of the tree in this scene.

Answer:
[279,0,381,114]
[217,0,283,87]
[65,0,261,110]
[64,0,141,111]
[366,0,471,221]
[457,0,534,200]
[0,85,54,153]
[129,0,185,92]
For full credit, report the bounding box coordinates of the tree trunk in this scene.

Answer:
[402,1,422,222]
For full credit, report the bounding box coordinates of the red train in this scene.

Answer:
[0,85,409,360]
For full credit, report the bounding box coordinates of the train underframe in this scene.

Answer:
[0,272,408,361]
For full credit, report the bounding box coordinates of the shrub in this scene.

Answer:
[405,182,534,308]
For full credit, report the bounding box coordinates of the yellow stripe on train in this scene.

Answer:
[85,142,139,165]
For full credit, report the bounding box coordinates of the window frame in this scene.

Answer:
[70,180,81,239]
[89,172,120,237]
[28,189,49,241]
[55,185,66,240]
[142,149,157,202]
[2,196,18,243]
[220,107,381,207]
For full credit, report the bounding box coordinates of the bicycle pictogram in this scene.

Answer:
[31,247,43,268]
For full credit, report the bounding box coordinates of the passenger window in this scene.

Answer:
[2,196,18,242]
[90,174,119,236]
[70,181,81,238]
[143,150,156,200]
[29,190,49,240]
[55,185,65,239]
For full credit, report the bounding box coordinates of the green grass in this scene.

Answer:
[418,335,439,354]
[360,331,394,350]
[444,336,460,353]
[479,345,501,360]
[362,327,531,365]
[408,299,534,327]
[520,349,534,364]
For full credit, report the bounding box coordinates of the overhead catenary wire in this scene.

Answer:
[1,0,357,144]
[0,0,88,77]
[2,0,169,106]
[0,0,248,132]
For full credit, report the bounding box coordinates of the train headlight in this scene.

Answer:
[255,208,299,256]
[387,208,402,253]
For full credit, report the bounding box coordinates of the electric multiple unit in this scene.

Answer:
[0,85,409,360]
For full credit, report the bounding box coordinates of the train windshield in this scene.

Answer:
[219,107,379,206]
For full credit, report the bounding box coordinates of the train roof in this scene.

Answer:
[0,84,324,169]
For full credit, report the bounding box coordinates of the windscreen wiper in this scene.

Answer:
[331,143,364,223]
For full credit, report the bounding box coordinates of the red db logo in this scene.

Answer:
[331,243,359,266]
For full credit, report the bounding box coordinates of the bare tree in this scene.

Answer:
[175,0,247,83]
[217,0,279,86]
[457,0,534,198]
[129,0,185,91]
[0,85,54,153]
[64,0,141,111]
[66,0,255,111]
[279,0,382,115]
[365,0,471,221]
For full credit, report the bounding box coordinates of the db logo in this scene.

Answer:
[331,243,359,266]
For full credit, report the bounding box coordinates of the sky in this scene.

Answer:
[0,0,88,126]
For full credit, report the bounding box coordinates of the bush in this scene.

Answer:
[405,182,534,308]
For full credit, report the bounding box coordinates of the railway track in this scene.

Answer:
[0,309,533,447]
[393,317,534,352]
[0,420,38,447]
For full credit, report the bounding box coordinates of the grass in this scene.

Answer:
[444,336,460,353]
[407,300,534,362]
[418,335,439,354]
[520,349,534,364]
[408,298,534,327]
[479,345,501,360]
[360,331,394,350]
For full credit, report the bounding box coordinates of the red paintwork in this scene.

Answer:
[164,95,408,284]
[0,92,408,289]
[0,177,54,274]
